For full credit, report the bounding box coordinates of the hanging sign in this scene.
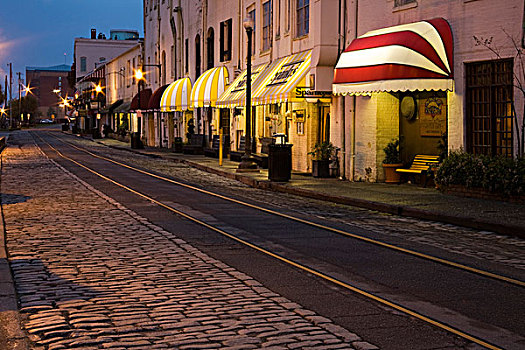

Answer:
[419,96,446,136]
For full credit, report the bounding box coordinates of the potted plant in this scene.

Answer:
[309,142,334,178]
[382,138,403,183]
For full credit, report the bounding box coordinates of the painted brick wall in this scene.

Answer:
[375,93,400,182]
[354,96,377,181]
[341,0,524,181]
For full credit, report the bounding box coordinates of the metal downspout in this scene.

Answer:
[337,0,345,180]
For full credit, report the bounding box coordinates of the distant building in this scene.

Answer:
[110,29,140,41]
[25,64,74,119]
[74,28,140,83]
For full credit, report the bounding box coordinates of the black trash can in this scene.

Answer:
[71,125,78,134]
[173,137,183,153]
[268,143,293,182]
[62,124,69,132]
[92,129,101,139]
[130,132,144,149]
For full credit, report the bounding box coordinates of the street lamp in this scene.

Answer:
[94,84,103,133]
[19,84,32,125]
[238,17,258,171]
[134,68,144,135]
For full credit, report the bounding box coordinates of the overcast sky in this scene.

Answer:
[0,0,143,91]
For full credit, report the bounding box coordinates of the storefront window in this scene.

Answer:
[466,59,514,156]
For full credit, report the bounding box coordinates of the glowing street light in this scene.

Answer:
[134,68,144,81]
[133,68,146,138]
[60,96,71,108]
[20,84,33,96]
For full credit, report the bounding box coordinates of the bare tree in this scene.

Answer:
[474,30,525,157]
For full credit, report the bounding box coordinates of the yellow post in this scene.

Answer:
[219,129,223,166]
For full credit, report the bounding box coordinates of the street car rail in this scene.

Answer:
[32,131,523,350]
[44,131,525,289]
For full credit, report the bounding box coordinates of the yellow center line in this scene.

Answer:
[35,131,503,350]
[48,132,525,289]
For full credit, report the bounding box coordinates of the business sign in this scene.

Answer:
[419,96,446,137]
[295,87,332,99]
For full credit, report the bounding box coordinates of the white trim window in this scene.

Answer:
[296,0,309,37]
[262,0,273,51]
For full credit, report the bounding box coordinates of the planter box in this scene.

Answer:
[312,160,330,178]
[382,163,403,183]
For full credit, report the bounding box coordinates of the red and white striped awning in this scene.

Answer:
[333,18,453,95]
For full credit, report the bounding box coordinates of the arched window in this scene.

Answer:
[207,28,215,70]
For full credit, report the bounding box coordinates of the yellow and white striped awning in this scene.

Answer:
[160,77,192,112]
[252,50,312,105]
[216,64,267,108]
[190,66,229,108]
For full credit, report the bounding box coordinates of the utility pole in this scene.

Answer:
[8,63,12,129]
[3,75,6,106]
[3,75,7,127]
[17,72,22,128]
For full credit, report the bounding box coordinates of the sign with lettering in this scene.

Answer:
[269,61,302,86]
[232,70,262,92]
[295,87,332,99]
[419,96,446,137]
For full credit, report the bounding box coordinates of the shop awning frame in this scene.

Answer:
[160,77,192,112]
[252,50,313,105]
[130,88,152,111]
[148,84,170,111]
[333,18,454,95]
[113,101,131,114]
[190,67,229,108]
[216,64,268,108]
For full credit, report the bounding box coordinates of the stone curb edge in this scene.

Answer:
[91,138,525,239]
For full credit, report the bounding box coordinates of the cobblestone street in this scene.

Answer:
[68,137,525,272]
[2,135,374,349]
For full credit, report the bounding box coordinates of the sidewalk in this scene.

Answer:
[92,136,525,238]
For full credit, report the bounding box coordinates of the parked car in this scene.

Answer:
[39,119,54,124]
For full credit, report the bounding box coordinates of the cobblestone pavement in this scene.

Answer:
[2,135,379,349]
[64,135,525,272]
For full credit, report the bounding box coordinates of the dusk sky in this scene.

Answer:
[0,0,143,90]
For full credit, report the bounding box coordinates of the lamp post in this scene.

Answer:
[53,88,62,122]
[21,84,31,125]
[134,68,144,135]
[238,17,258,171]
[94,83,103,135]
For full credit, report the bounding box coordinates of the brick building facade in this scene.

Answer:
[25,64,74,120]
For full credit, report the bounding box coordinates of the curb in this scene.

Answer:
[92,138,525,239]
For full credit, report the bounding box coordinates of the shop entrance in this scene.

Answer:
[318,105,330,143]
[399,92,447,164]
[220,108,230,136]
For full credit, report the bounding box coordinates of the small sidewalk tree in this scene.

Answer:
[474,30,525,157]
